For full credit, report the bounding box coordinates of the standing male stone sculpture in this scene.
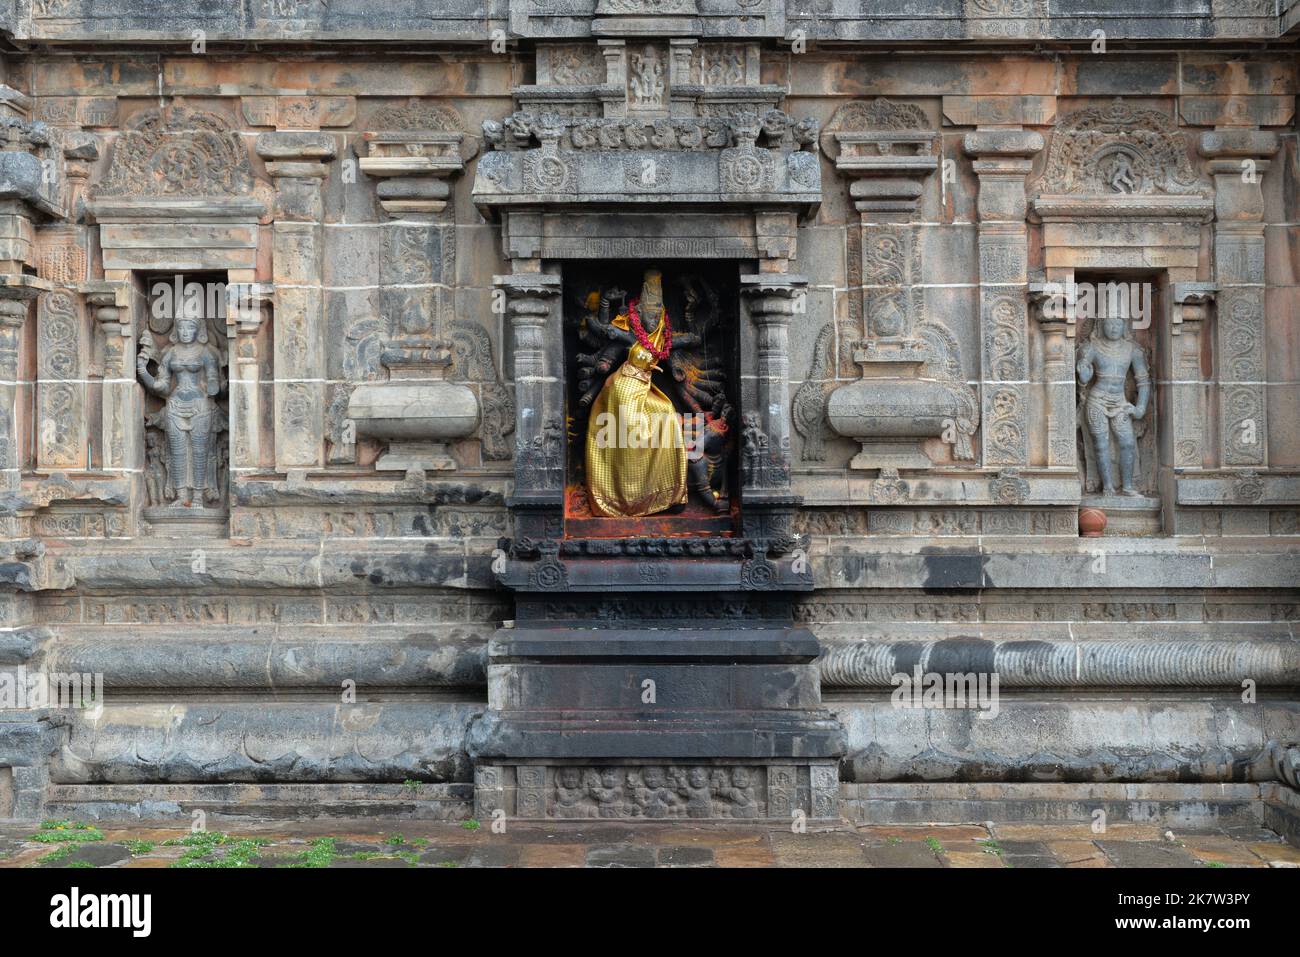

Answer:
[1076,314,1150,496]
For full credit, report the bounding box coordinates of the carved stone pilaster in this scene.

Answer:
[227,283,271,471]
[964,127,1044,468]
[61,131,98,222]
[497,272,563,526]
[823,100,977,470]
[739,274,803,546]
[741,274,802,491]
[33,286,85,471]
[1169,283,1216,471]
[255,132,336,472]
[1199,128,1277,469]
[84,281,135,476]
[0,293,29,492]
[1028,283,1076,469]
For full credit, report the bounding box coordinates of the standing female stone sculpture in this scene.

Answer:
[137,307,221,507]
[1076,314,1150,496]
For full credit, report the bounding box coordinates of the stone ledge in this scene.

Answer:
[841,782,1268,830]
[35,631,489,689]
[38,782,475,823]
[7,4,1283,44]
[27,539,1300,592]
[49,701,483,785]
[833,696,1299,784]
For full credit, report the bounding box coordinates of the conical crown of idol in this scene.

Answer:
[640,270,663,302]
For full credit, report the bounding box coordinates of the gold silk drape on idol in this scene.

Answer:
[585,316,688,517]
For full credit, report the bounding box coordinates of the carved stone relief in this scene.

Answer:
[1075,315,1155,498]
[1035,100,1211,198]
[792,322,833,462]
[449,319,515,462]
[136,295,229,513]
[94,106,253,198]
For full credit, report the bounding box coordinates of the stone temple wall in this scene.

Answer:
[0,1,1296,820]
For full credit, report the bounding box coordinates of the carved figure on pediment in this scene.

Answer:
[590,768,626,818]
[681,767,714,819]
[629,767,682,819]
[1036,99,1210,197]
[95,106,252,197]
[549,45,606,86]
[1076,315,1151,496]
[717,767,759,818]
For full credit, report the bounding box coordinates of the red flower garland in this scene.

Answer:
[627,297,672,361]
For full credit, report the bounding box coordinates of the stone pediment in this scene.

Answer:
[1031,99,1213,222]
[89,105,268,222]
[471,109,821,216]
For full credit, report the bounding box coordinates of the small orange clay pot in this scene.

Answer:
[1078,507,1107,538]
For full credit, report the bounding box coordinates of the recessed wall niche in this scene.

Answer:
[137,270,230,535]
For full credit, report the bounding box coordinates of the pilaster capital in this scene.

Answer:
[255,132,337,178]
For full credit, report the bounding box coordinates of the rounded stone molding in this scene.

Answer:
[347,378,479,472]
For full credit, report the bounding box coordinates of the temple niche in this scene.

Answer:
[137,274,230,527]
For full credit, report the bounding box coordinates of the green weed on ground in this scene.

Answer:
[29,820,104,844]
[164,831,269,869]
[281,837,338,869]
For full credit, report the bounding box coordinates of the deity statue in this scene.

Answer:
[629,45,664,108]
[1076,314,1150,496]
[581,269,733,517]
[585,270,687,517]
[136,303,222,507]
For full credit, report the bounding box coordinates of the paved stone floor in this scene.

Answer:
[1,818,1298,868]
